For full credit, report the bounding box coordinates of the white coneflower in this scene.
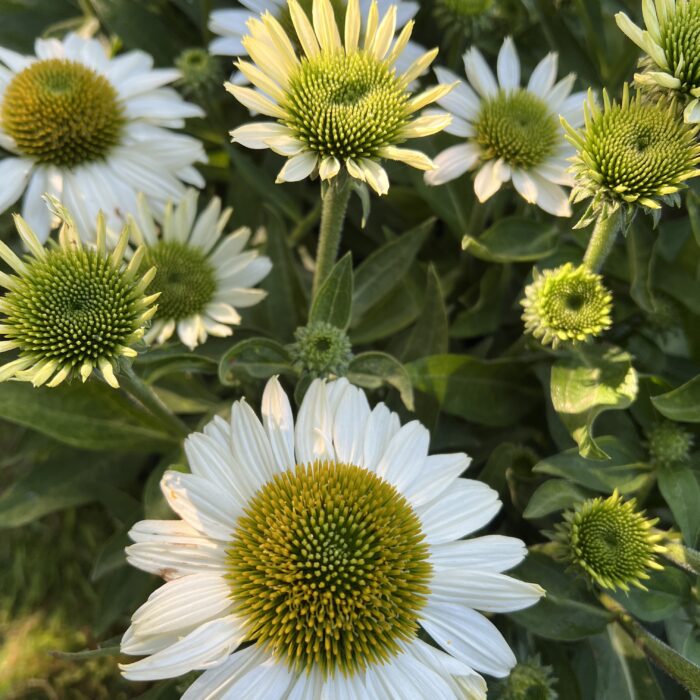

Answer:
[226,0,452,195]
[0,33,206,241]
[425,37,585,217]
[0,198,157,388]
[130,190,271,350]
[209,0,423,80]
[120,377,543,697]
[616,0,700,121]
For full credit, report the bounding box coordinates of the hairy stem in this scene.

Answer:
[583,209,622,272]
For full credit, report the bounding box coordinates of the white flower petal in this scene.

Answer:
[464,46,497,98]
[0,158,33,217]
[362,403,401,470]
[375,420,429,493]
[403,452,471,507]
[275,152,318,183]
[425,143,480,186]
[332,383,371,466]
[473,158,510,202]
[496,37,520,91]
[219,655,295,699]
[262,376,296,471]
[295,379,335,464]
[430,535,528,573]
[434,66,481,121]
[527,52,558,98]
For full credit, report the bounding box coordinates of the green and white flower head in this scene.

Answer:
[493,656,558,700]
[425,37,585,217]
[129,189,272,351]
[120,376,544,697]
[0,198,158,389]
[0,33,206,242]
[290,321,353,377]
[554,490,665,592]
[227,0,453,195]
[521,263,613,349]
[175,48,222,97]
[562,85,700,228]
[616,0,700,121]
[647,420,694,466]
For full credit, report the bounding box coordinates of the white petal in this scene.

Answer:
[295,379,335,464]
[120,615,245,681]
[496,37,520,91]
[262,376,296,471]
[275,152,318,183]
[0,158,33,216]
[332,383,371,466]
[473,158,510,202]
[530,171,572,217]
[421,602,516,678]
[220,655,295,699]
[430,535,528,573]
[402,452,471,507]
[160,470,237,542]
[361,403,401,470]
[527,52,558,98]
[231,122,294,149]
[425,143,480,186]
[434,66,480,121]
[230,399,278,485]
[418,479,500,544]
[464,46,497,98]
[375,420,429,493]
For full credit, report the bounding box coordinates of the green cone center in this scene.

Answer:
[143,242,217,321]
[475,89,559,169]
[662,3,700,88]
[589,102,696,200]
[282,50,410,160]
[3,248,141,365]
[1,58,124,168]
[226,461,432,676]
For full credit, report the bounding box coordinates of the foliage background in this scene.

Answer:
[1,0,700,698]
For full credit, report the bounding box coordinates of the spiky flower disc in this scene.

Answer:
[0,201,157,388]
[616,0,700,121]
[563,85,700,223]
[289,320,353,377]
[227,460,432,675]
[521,263,612,348]
[228,0,452,195]
[555,490,665,592]
[647,420,694,466]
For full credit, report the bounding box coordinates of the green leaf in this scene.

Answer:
[309,253,353,330]
[590,625,665,700]
[658,464,700,548]
[0,451,144,528]
[400,265,449,362]
[0,381,174,452]
[627,221,656,313]
[533,437,651,495]
[351,219,432,321]
[407,354,539,427]
[652,375,700,423]
[523,479,594,519]
[461,216,559,263]
[509,551,613,640]
[614,568,690,623]
[347,351,414,410]
[551,345,639,460]
[219,337,293,386]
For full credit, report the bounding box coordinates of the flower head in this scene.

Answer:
[563,85,700,225]
[227,0,452,195]
[493,656,558,700]
[120,377,543,694]
[647,420,694,466]
[175,48,222,97]
[521,263,612,348]
[129,190,272,350]
[554,490,665,592]
[0,199,158,388]
[0,34,206,241]
[425,37,585,217]
[616,0,700,121]
[290,320,353,377]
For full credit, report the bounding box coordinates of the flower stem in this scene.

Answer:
[120,364,189,440]
[312,179,352,299]
[583,209,621,272]
[599,592,700,695]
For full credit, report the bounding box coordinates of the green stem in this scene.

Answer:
[600,593,700,695]
[312,179,352,299]
[583,209,622,272]
[120,365,189,440]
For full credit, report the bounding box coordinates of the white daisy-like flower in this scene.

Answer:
[616,0,700,122]
[0,33,206,242]
[227,0,453,195]
[120,376,544,698]
[425,37,586,217]
[209,0,424,80]
[129,189,272,350]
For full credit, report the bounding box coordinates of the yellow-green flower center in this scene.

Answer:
[475,89,559,169]
[143,242,217,321]
[662,2,700,89]
[282,50,410,160]
[583,99,698,202]
[2,248,142,367]
[1,58,124,168]
[226,461,432,676]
